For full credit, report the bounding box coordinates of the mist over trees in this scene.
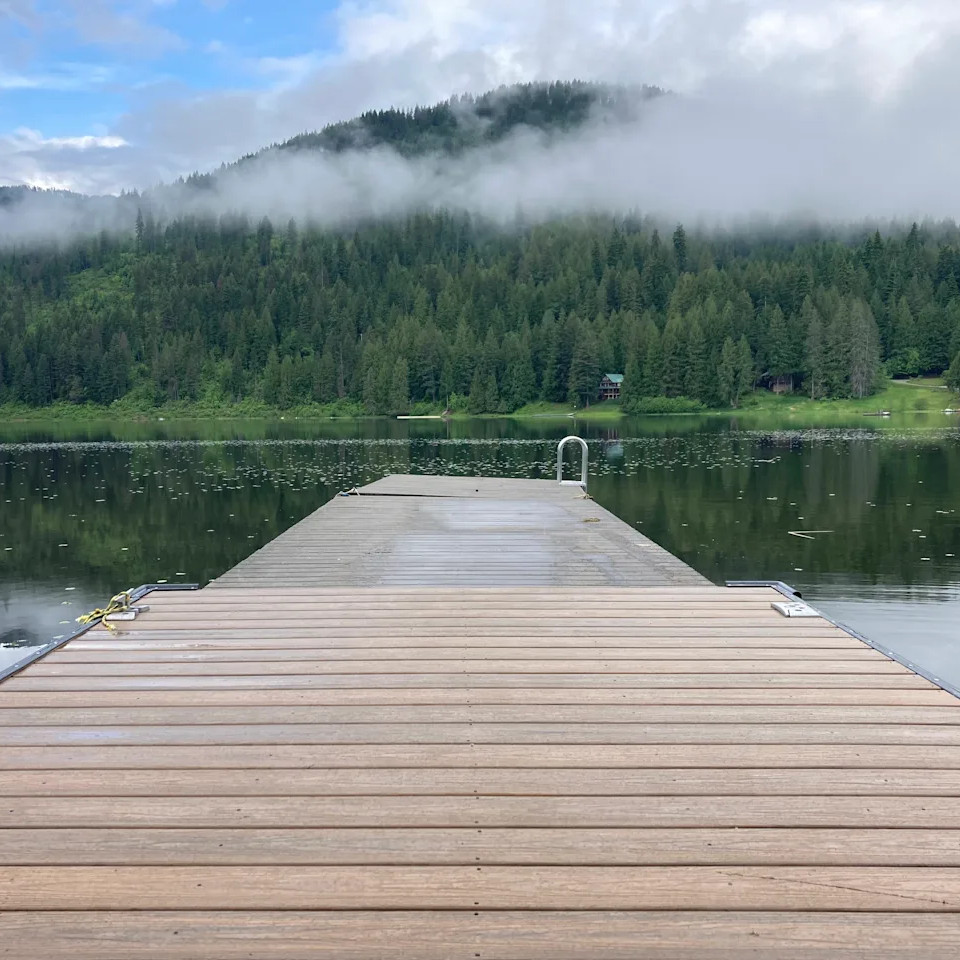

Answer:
[1,211,959,414]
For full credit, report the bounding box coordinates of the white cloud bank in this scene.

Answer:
[3,0,960,237]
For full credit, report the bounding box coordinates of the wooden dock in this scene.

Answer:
[211,474,707,587]
[2,475,960,957]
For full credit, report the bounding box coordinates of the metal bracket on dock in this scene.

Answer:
[557,436,588,490]
[0,582,199,685]
[727,579,960,702]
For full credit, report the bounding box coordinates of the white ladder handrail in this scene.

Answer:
[556,436,588,490]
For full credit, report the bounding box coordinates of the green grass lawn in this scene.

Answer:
[733,377,956,421]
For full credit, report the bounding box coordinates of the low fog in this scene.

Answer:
[1,77,957,245]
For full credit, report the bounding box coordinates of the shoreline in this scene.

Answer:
[0,378,954,426]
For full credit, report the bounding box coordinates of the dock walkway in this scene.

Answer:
[2,475,959,957]
[211,474,707,587]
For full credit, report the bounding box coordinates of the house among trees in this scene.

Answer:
[599,373,624,401]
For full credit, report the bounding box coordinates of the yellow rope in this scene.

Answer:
[76,590,132,632]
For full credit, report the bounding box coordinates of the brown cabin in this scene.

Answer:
[599,373,624,401]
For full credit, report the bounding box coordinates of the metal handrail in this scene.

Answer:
[557,436,588,490]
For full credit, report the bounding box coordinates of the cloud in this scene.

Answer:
[139,60,960,227]
[0,0,39,27]
[93,0,960,191]
[4,0,960,233]
[66,0,184,56]
[0,127,133,194]
[0,61,116,90]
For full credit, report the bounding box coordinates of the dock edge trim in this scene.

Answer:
[727,579,960,702]
[0,583,200,685]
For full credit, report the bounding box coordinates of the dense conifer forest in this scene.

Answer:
[1,82,959,414]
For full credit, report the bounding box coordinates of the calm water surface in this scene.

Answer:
[2,414,958,685]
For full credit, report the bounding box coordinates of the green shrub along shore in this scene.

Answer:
[2,377,954,426]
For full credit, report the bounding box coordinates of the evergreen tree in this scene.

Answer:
[641,325,663,396]
[946,351,960,393]
[262,349,282,405]
[684,317,708,401]
[717,337,738,406]
[502,338,536,409]
[660,314,686,397]
[734,335,754,404]
[848,299,881,399]
[824,300,852,397]
[802,297,826,400]
[672,224,688,273]
[568,323,600,406]
[620,356,642,410]
[388,357,410,413]
[916,303,950,373]
[887,297,920,377]
[766,304,797,388]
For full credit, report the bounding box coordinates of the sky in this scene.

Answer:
[0,0,959,200]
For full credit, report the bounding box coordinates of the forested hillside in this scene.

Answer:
[2,213,960,414]
[272,81,658,157]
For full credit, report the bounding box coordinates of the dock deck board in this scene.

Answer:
[2,476,959,957]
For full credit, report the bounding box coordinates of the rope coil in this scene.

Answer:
[76,590,133,632]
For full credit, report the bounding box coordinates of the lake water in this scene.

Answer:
[2,414,958,687]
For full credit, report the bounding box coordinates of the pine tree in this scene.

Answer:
[660,314,686,397]
[568,323,600,406]
[946,351,960,393]
[916,303,950,373]
[641,326,663,396]
[278,355,295,407]
[848,299,881,399]
[262,349,282,405]
[734,335,754,404]
[388,357,410,414]
[684,317,708,401]
[672,224,688,273]
[802,297,826,400]
[887,297,919,377]
[718,337,737,406]
[824,300,852,397]
[620,356,642,411]
[766,304,795,388]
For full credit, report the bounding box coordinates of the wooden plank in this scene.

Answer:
[144,587,779,601]
[6,910,960,960]
[4,911,959,960]
[127,609,800,623]
[24,659,905,676]
[90,618,831,632]
[63,634,865,651]
[70,626,857,641]
[4,672,932,691]
[51,647,879,663]
[4,720,960,747]
[135,606,793,618]
[3,865,960,910]
[124,601,794,614]
[3,795,959,828]
[0,743,957,769]
[2,688,952,707]
[3,767,958,797]
[4,704,957,726]
[5,827,960,866]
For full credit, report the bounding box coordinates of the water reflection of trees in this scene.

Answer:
[1,431,957,600]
